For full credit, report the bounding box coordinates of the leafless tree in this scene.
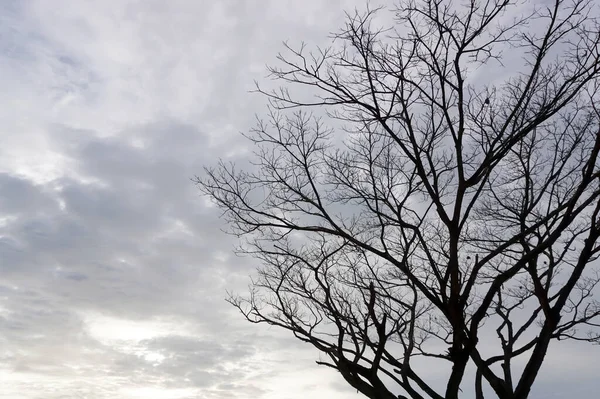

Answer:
[197,1,600,398]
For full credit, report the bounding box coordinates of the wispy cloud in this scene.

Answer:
[0,1,597,398]
[0,1,364,398]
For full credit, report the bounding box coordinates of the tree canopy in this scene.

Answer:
[198,1,600,398]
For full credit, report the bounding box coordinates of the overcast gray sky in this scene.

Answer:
[0,1,598,398]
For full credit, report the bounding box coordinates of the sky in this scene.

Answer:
[0,1,598,398]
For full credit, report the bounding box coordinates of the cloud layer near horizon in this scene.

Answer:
[0,1,598,399]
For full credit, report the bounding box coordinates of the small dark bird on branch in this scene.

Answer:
[484,97,490,105]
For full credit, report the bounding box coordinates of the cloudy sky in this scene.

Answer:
[0,1,598,398]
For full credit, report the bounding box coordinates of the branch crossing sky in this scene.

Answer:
[0,1,597,398]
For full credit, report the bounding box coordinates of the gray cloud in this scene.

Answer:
[0,1,597,398]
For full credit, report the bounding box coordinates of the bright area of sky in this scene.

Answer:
[0,1,598,398]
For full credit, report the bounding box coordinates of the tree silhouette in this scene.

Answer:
[198,1,600,398]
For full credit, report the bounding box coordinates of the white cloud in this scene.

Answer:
[0,1,368,398]
[0,0,598,398]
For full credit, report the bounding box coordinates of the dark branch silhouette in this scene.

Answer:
[197,1,600,398]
